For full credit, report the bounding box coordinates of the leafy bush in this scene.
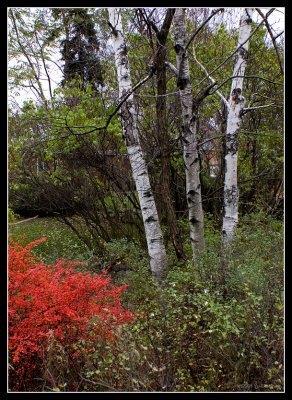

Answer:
[8,208,20,223]
[80,213,283,392]
[8,238,135,391]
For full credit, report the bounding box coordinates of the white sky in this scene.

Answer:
[8,7,284,109]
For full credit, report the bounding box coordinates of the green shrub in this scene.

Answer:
[80,213,283,392]
[8,208,20,223]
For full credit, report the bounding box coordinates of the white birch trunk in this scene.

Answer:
[222,8,253,245]
[173,8,205,258]
[108,8,168,283]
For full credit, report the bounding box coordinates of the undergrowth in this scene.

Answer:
[8,212,284,392]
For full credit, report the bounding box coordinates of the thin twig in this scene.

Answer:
[256,8,284,75]
[186,8,224,50]
[209,75,283,96]
[195,8,276,88]
[192,48,229,109]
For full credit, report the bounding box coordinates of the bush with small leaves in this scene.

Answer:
[8,238,135,391]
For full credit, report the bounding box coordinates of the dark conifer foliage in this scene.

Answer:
[52,8,103,90]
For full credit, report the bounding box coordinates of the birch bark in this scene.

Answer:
[173,8,205,257]
[222,8,253,245]
[108,8,168,283]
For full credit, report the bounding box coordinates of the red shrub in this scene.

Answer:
[8,238,135,391]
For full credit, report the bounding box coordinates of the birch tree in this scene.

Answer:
[172,8,205,257]
[108,8,168,283]
[222,8,253,245]
[191,9,282,248]
[138,8,186,260]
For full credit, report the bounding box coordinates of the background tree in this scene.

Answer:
[51,8,103,91]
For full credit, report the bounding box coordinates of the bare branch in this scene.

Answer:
[198,134,225,148]
[186,8,224,50]
[192,48,229,109]
[209,75,283,96]
[142,8,174,50]
[34,32,53,101]
[196,8,276,88]
[274,30,284,40]
[256,8,284,75]
[9,9,48,106]
[165,61,179,77]
[195,82,217,104]
[158,8,175,42]
[243,103,275,111]
[241,103,280,116]
[9,215,39,225]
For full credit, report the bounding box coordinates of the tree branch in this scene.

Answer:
[209,75,283,97]
[195,82,217,104]
[241,103,277,115]
[192,48,229,108]
[186,8,224,50]
[52,69,157,137]
[34,32,53,101]
[9,9,48,106]
[158,8,175,42]
[274,30,284,40]
[165,61,179,77]
[255,8,284,75]
[196,8,276,88]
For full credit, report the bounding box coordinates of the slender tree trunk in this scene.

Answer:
[155,10,186,260]
[173,8,205,258]
[222,8,253,245]
[108,8,168,283]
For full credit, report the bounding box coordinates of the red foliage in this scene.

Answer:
[8,238,135,391]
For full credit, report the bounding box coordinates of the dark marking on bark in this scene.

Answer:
[181,136,190,144]
[138,171,147,176]
[231,88,242,104]
[174,43,184,54]
[177,77,189,90]
[150,238,162,243]
[120,45,128,57]
[121,56,127,66]
[145,216,157,223]
[108,20,118,36]
[188,189,196,196]
[190,157,199,166]
[143,190,152,198]
[225,185,238,204]
[190,217,199,224]
[226,133,238,155]
[238,46,248,60]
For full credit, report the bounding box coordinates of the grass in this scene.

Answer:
[8,217,91,264]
